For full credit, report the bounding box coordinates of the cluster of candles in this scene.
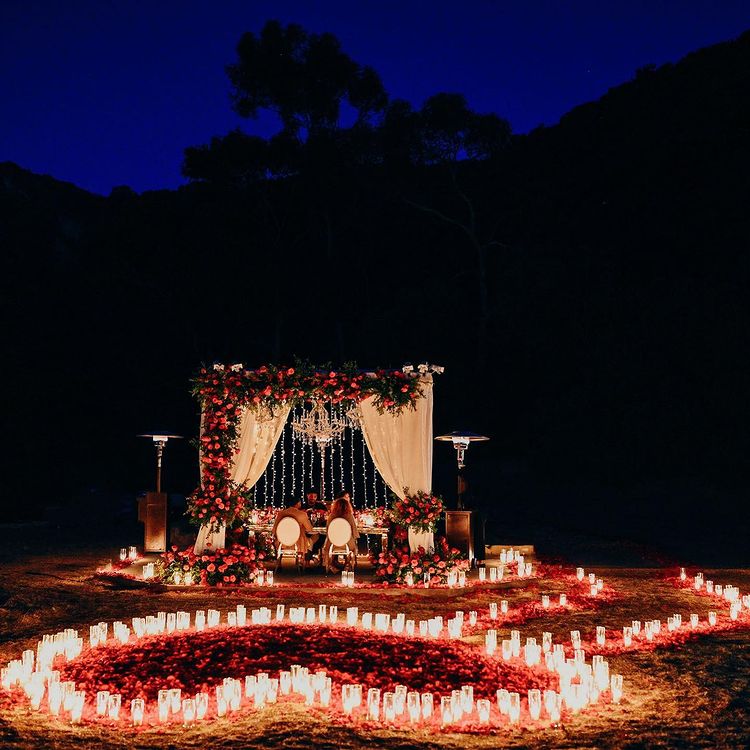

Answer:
[340,571,355,587]
[685,571,748,621]
[23,560,746,732]
[119,546,138,562]
[575,568,606,596]
[482,626,623,715]
[0,591,627,730]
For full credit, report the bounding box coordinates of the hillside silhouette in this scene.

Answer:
[2,29,749,561]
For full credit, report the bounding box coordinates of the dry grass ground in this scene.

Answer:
[1,540,749,749]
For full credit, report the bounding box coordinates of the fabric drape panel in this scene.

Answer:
[359,376,433,500]
[194,405,291,554]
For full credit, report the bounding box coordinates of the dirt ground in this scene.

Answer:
[1,539,749,749]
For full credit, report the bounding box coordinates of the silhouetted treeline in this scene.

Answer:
[1,27,749,560]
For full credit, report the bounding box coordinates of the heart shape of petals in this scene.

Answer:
[59,622,555,703]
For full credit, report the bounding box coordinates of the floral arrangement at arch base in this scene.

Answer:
[372,535,468,586]
[158,540,270,586]
[388,489,445,533]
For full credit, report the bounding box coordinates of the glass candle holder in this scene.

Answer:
[421,692,433,719]
[383,691,396,722]
[107,693,121,719]
[477,697,491,723]
[508,692,521,723]
[131,698,145,726]
[596,626,606,646]
[528,688,541,720]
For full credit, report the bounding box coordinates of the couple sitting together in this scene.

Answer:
[272,491,359,571]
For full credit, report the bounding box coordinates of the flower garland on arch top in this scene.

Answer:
[188,363,426,529]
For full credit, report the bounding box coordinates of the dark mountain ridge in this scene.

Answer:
[2,31,749,560]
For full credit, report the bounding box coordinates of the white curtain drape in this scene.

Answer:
[359,376,433,552]
[193,404,291,554]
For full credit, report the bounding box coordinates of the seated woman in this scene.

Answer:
[272,497,319,557]
[322,491,359,572]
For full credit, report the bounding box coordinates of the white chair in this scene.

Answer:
[275,516,304,571]
[325,517,355,573]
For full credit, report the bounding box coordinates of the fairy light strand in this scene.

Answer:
[361,429,369,508]
[290,408,297,500]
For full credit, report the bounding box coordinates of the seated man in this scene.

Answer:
[272,497,319,557]
[304,492,328,560]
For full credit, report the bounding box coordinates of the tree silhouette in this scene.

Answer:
[382,93,512,365]
[228,20,388,140]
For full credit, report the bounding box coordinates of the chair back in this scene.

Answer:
[276,516,301,547]
[327,517,352,547]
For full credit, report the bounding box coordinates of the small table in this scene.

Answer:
[246,524,390,553]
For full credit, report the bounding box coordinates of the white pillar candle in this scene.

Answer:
[70,691,85,723]
[382,691,396,721]
[501,599,509,614]
[544,689,560,721]
[346,607,358,626]
[107,693,121,719]
[508,692,521,723]
[542,595,550,609]
[708,611,717,626]
[489,602,498,619]
[528,688,541,720]
[367,687,380,720]
[490,566,498,582]
[158,690,169,722]
[596,626,606,646]
[96,690,110,716]
[485,629,497,655]
[478,566,486,582]
[576,567,585,581]
[610,674,623,704]
[623,626,633,647]
[421,692,433,719]
[542,631,553,653]
[680,567,686,580]
[501,639,513,660]
[131,698,145,726]
[476,697,491,723]
[195,692,208,720]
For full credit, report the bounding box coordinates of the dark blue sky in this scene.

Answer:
[3,1,749,195]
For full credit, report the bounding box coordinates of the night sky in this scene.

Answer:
[2,1,750,195]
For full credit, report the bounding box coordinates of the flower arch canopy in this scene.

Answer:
[188,362,439,529]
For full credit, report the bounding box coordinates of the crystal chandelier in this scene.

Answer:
[291,401,347,446]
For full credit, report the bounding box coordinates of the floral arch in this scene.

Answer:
[189,362,442,551]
